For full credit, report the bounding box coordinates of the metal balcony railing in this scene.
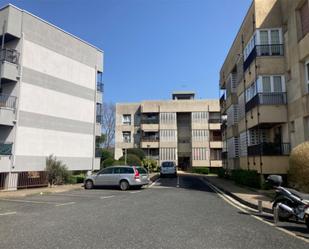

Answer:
[209,118,221,124]
[141,137,159,142]
[0,142,13,155]
[141,118,159,124]
[96,115,102,124]
[0,48,19,64]
[245,92,287,112]
[243,44,284,71]
[97,82,104,92]
[0,94,17,109]
[247,142,290,156]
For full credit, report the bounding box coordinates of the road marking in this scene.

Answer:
[52,193,100,198]
[0,198,61,205]
[149,178,160,188]
[0,211,16,216]
[100,195,115,199]
[55,202,75,207]
[129,191,141,194]
[204,179,309,244]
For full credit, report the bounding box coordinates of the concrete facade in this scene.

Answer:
[115,93,222,170]
[0,4,103,190]
[220,0,309,176]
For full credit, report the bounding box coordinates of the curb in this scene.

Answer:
[203,177,273,214]
[149,173,160,183]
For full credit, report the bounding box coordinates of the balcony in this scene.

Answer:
[0,142,13,155]
[243,44,284,71]
[141,117,159,124]
[247,142,290,156]
[0,94,17,126]
[0,48,20,82]
[245,92,287,113]
[96,115,102,124]
[140,137,159,148]
[0,48,19,64]
[97,82,104,92]
[220,94,226,114]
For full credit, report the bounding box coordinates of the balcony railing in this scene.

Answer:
[245,92,287,112]
[0,142,13,155]
[248,142,290,156]
[95,148,101,157]
[96,115,102,124]
[243,44,284,71]
[141,118,159,124]
[0,94,17,109]
[141,137,159,142]
[97,82,104,92]
[0,48,19,64]
[209,118,221,124]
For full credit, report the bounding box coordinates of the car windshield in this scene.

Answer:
[162,162,174,168]
[136,167,147,174]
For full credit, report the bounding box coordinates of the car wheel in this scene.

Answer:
[120,180,129,191]
[85,180,93,190]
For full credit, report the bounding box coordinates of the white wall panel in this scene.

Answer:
[15,127,94,157]
[19,83,94,122]
[23,40,95,89]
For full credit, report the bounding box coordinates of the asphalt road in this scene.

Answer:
[0,174,308,249]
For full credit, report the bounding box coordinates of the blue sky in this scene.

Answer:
[0,0,251,103]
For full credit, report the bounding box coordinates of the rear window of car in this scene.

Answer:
[136,167,147,174]
[119,167,134,174]
[162,162,175,168]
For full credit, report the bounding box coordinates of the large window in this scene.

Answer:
[160,147,177,161]
[192,148,208,161]
[300,1,309,38]
[122,114,131,125]
[192,130,209,142]
[160,130,177,142]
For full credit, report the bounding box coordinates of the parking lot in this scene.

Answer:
[0,175,308,249]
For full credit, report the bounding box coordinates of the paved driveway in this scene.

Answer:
[0,174,308,249]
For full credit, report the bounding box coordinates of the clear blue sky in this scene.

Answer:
[0,0,251,103]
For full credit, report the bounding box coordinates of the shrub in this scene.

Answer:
[231,169,260,188]
[113,160,126,166]
[101,158,115,168]
[288,142,309,192]
[217,168,226,178]
[142,158,158,172]
[119,154,142,166]
[127,148,145,160]
[67,174,85,184]
[191,167,209,174]
[45,155,70,186]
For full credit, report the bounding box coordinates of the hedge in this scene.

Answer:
[191,167,209,174]
[231,169,260,188]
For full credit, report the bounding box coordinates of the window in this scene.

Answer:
[290,121,295,133]
[273,76,283,92]
[192,148,208,161]
[119,167,134,174]
[305,116,309,141]
[305,60,309,93]
[122,131,131,143]
[122,114,131,125]
[192,130,208,142]
[100,167,114,174]
[160,130,177,142]
[262,76,271,92]
[160,148,176,161]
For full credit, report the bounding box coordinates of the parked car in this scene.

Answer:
[84,166,149,191]
[160,161,177,177]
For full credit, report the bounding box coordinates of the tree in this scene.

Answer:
[119,154,142,166]
[127,148,145,160]
[45,155,70,186]
[96,134,106,147]
[102,102,115,149]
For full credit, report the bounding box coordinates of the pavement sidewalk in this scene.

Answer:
[181,171,274,213]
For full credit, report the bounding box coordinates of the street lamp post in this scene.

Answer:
[124,148,127,165]
[147,145,150,174]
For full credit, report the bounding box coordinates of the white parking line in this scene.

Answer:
[204,179,309,244]
[0,198,73,207]
[55,202,75,207]
[149,178,160,188]
[0,211,16,216]
[100,195,115,199]
[129,191,141,194]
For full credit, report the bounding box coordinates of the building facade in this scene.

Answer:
[220,0,309,176]
[115,93,222,170]
[0,4,103,190]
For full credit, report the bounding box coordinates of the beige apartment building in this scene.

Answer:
[115,92,222,170]
[220,0,309,176]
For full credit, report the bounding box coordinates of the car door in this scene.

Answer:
[95,167,114,186]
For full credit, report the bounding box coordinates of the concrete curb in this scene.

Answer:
[149,173,160,183]
[202,176,273,214]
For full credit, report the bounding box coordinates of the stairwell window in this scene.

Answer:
[122,132,131,143]
[122,114,131,125]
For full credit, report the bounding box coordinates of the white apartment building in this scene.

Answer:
[115,92,222,170]
[0,4,103,190]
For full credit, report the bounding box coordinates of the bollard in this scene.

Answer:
[258,200,263,213]
[274,205,279,225]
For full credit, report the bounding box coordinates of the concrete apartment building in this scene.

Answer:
[115,92,222,170]
[220,0,309,176]
[0,4,103,190]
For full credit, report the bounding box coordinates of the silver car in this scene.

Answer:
[160,161,177,177]
[84,166,149,191]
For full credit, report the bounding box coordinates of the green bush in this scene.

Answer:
[217,168,226,178]
[127,148,145,160]
[119,154,142,166]
[66,175,77,184]
[46,155,71,186]
[113,160,126,166]
[101,158,115,168]
[142,158,158,172]
[231,169,260,188]
[191,167,209,174]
